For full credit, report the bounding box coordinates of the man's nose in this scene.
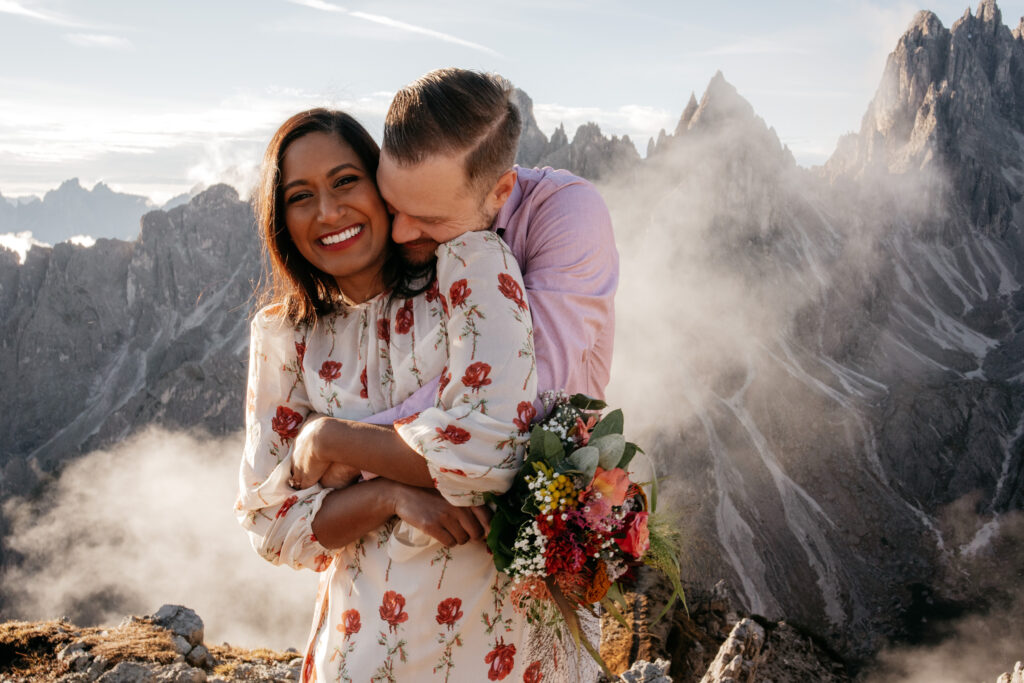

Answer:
[390,213,420,243]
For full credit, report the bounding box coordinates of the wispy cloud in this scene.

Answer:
[0,0,80,27]
[695,38,810,57]
[64,33,133,50]
[286,0,500,57]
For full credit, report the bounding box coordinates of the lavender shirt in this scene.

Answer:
[367,165,619,424]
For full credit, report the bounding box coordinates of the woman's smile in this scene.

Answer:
[318,223,365,249]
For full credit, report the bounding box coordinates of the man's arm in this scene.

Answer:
[517,178,618,399]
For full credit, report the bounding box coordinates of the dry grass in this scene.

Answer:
[0,617,298,681]
[208,644,296,664]
[0,617,177,680]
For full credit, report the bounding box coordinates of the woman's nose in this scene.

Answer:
[317,195,343,222]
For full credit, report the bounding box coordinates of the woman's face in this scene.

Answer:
[280,131,390,303]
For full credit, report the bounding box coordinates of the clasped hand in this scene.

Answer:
[290,415,492,547]
[290,416,361,490]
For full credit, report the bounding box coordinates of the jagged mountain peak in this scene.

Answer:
[907,9,945,36]
[824,1,1024,233]
[674,92,699,136]
[684,71,757,133]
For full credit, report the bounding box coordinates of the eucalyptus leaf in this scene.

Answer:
[590,434,626,469]
[568,446,599,480]
[618,442,638,470]
[569,393,607,411]
[590,409,624,440]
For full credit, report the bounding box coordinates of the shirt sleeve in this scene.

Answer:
[519,179,618,399]
[358,376,440,426]
[235,307,334,572]
[394,230,537,506]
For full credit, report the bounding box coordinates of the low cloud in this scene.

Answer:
[532,102,676,153]
[1,428,316,650]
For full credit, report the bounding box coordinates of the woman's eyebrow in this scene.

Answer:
[282,163,361,191]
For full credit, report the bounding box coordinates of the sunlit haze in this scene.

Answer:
[4,0,1023,203]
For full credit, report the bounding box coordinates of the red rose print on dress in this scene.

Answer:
[523,660,544,683]
[359,366,368,399]
[271,406,303,440]
[484,638,516,680]
[434,425,471,444]
[513,401,536,433]
[461,362,492,392]
[395,299,414,334]
[313,553,332,572]
[449,279,470,308]
[294,341,306,366]
[318,360,342,381]
[394,411,421,427]
[438,367,452,396]
[379,590,409,632]
[276,495,298,519]
[439,467,467,476]
[434,597,463,629]
[426,280,441,302]
[338,609,361,639]
[377,318,391,345]
[497,273,527,310]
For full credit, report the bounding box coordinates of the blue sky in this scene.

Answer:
[2,0,1022,203]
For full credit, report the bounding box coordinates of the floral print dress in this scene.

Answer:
[237,231,554,682]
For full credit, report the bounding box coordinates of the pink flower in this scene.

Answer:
[590,467,629,506]
[616,511,650,559]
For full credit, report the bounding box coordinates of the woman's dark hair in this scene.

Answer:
[254,108,433,325]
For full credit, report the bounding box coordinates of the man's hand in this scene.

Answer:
[290,415,331,489]
[393,486,489,547]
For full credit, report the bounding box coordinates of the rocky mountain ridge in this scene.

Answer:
[0,179,157,245]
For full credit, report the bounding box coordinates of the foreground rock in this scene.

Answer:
[0,605,300,682]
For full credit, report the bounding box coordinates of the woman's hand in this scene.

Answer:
[392,486,490,547]
[290,415,332,489]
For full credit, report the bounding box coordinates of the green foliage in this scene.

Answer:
[590,408,623,440]
[644,513,688,621]
[569,393,607,411]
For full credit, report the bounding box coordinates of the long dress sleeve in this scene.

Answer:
[394,230,537,506]
[235,306,334,571]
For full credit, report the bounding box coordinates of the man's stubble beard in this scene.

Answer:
[396,204,498,267]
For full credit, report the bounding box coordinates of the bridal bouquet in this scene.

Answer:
[485,392,684,673]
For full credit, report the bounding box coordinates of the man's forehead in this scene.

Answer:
[379,150,473,204]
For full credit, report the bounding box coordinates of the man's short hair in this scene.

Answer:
[383,68,522,189]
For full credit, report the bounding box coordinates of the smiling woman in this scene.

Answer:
[237,108,544,682]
